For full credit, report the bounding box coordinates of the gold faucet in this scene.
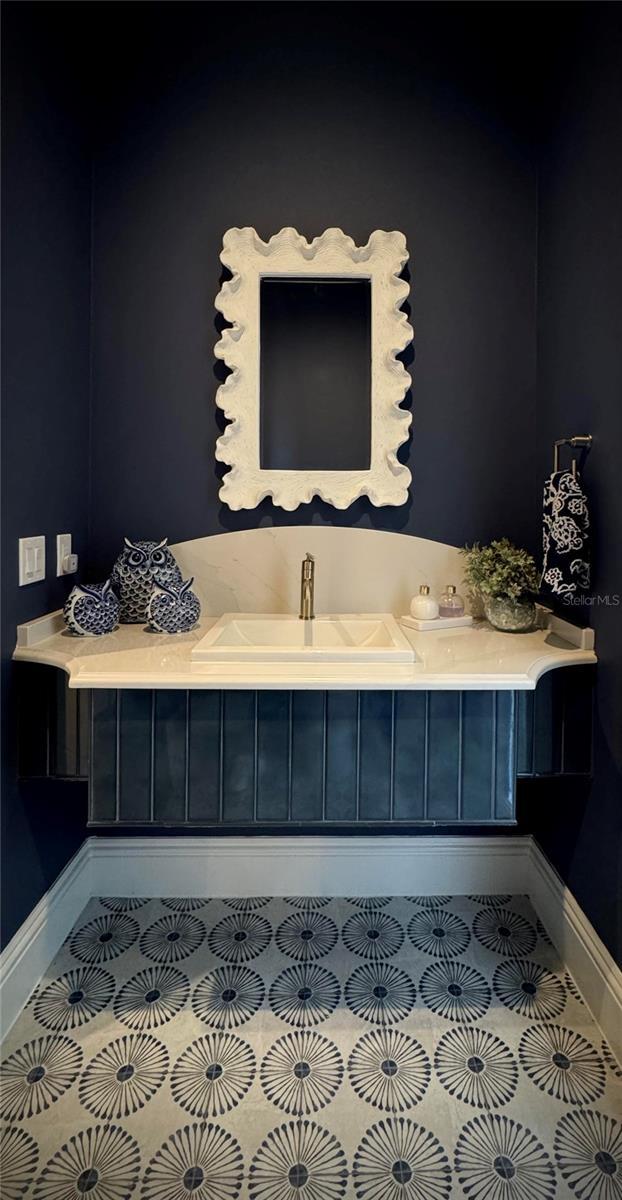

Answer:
[299,553,315,620]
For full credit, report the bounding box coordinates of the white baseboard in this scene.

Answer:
[528,839,622,1063]
[88,834,531,900]
[0,840,92,1037]
[2,833,620,1063]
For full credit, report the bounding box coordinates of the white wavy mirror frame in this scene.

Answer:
[214,227,413,511]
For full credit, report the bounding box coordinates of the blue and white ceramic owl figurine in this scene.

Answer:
[63,580,120,636]
[111,537,182,623]
[147,577,201,634]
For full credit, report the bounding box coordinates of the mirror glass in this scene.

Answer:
[260,277,371,471]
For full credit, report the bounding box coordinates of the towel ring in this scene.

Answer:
[553,435,592,476]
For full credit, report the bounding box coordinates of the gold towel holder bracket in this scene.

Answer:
[553,435,593,477]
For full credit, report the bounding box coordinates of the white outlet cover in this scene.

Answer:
[56,533,72,576]
[19,536,45,585]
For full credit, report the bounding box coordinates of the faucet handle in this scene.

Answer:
[304,552,314,562]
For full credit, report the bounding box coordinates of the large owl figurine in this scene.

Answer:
[147,577,201,634]
[111,537,183,623]
[63,579,120,636]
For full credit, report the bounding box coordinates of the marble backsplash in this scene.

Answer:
[172,527,465,617]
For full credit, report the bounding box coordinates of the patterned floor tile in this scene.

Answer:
[2,894,621,1197]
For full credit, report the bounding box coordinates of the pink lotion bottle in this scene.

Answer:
[438,585,465,618]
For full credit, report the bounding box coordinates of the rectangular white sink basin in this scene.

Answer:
[192,613,416,664]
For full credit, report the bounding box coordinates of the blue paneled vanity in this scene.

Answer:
[15,664,595,827]
[14,529,596,831]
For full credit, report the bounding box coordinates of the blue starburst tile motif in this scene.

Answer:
[518,1023,606,1105]
[554,1107,622,1198]
[161,897,208,913]
[275,910,338,962]
[139,914,206,964]
[192,965,265,1030]
[352,1117,451,1199]
[171,1033,255,1117]
[492,959,567,1021]
[33,966,115,1031]
[472,907,537,957]
[0,1124,39,1198]
[0,1035,83,1121]
[33,1123,141,1200]
[603,1040,622,1081]
[434,1026,518,1109]
[348,1029,431,1112]
[142,1122,243,1200]
[454,1113,556,1200]
[207,911,271,964]
[345,962,417,1026]
[223,896,271,911]
[69,913,139,965]
[260,1030,343,1114]
[99,897,149,913]
[1,893,621,1197]
[249,1120,347,1199]
[114,965,189,1031]
[419,960,491,1023]
[343,910,405,961]
[79,1033,169,1118]
[408,907,470,959]
[269,963,340,1027]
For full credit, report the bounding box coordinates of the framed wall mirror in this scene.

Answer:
[214,227,413,511]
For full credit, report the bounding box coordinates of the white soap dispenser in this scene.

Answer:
[410,585,439,621]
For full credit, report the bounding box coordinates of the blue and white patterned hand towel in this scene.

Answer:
[541,469,590,597]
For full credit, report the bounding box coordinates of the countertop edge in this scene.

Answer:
[12,642,597,691]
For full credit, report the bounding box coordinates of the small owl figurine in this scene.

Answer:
[63,579,120,636]
[111,537,182,623]
[147,577,201,634]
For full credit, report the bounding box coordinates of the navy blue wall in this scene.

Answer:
[2,3,620,965]
[527,6,622,963]
[1,5,91,945]
[88,2,538,573]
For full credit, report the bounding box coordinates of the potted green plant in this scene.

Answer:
[461,538,539,632]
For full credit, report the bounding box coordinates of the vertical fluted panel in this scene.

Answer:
[256,691,289,821]
[291,692,325,821]
[324,691,358,820]
[83,675,601,825]
[426,692,461,820]
[359,692,393,820]
[118,690,152,823]
[461,691,493,820]
[516,690,535,775]
[221,691,255,822]
[153,691,187,822]
[90,689,117,821]
[393,691,426,819]
[188,691,221,821]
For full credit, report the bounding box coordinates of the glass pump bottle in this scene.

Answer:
[438,585,465,618]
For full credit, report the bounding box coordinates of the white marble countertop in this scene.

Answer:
[14,609,596,690]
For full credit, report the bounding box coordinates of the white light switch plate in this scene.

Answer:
[19,536,45,585]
